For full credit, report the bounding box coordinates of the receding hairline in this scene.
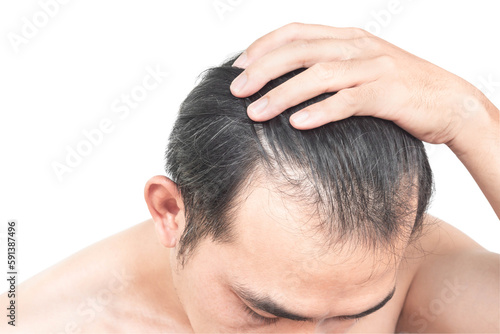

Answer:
[211,165,419,262]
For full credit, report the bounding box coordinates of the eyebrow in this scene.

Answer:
[233,283,396,322]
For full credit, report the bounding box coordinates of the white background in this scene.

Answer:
[1,0,499,294]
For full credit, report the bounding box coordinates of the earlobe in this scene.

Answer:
[144,175,185,248]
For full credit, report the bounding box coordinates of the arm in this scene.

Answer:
[446,95,500,218]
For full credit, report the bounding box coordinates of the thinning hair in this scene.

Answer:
[165,53,434,266]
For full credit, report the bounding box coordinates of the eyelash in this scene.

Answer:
[243,306,279,326]
[242,305,361,326]
[337,315,359,321]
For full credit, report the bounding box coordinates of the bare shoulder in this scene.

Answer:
[0,219,174,333]
[397,214,500,333]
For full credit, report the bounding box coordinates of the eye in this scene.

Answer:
[243,305,279,326]
[334,315,361,324]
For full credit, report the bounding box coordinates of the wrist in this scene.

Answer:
[445,89,500,159]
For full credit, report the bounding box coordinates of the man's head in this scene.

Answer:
[144,53,433,332]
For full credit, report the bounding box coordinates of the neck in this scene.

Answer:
[136,220,194,332]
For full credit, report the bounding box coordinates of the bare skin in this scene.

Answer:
[1,23,499,333]
[0,214,497,333]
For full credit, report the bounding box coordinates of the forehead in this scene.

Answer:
[216,181,402,313]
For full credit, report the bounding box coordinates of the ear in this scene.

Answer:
[144,175,185,248]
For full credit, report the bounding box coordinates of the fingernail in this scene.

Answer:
[231,72,247,94]
[232,52,247,68]
[248,97,268,115]
[291,111,309,124]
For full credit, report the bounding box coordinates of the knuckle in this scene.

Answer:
[349,27,369,38]
[358,27,377,38]
[376,54,396,71]
[310,62,336,81]
[266,92,287,112]
[337,90,358,109]
[284,22,304,35]
[363,35,378,48]
[354,35,380,51]
[242,65,262,85]
[286,22,304,29]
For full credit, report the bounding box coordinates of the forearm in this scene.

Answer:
[446,91,500,219]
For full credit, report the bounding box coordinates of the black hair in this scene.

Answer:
[165,53,434,266]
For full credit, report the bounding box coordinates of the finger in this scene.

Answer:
[231,37,377,97]
[247,58,382,121]
[232,22,369,68]
[288,83,382,130]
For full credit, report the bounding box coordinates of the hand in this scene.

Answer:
[230,22,496,149]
